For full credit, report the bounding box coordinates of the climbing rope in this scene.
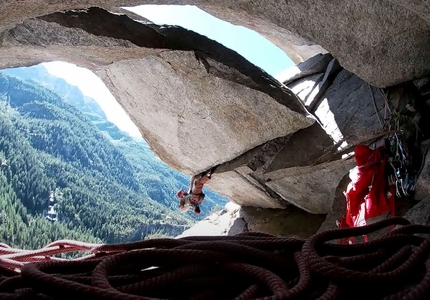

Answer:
[0,217,429,299]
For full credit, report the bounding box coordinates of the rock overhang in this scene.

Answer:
[1,0,429,87]
[1,1,429,212]
[0,6,315,175]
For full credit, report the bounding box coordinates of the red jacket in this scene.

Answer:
[339,144,395,243]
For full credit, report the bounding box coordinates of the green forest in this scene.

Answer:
[0,67,227,250]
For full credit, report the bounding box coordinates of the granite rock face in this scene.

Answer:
[176,202,326,239]
[1,0,430,87]
[415,141,430,200]
[403,197,430,226]
[264,159,355,214]
[98,52,314,175]
[1,2,430,224]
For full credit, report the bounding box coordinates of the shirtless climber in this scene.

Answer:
[176,167,216,215]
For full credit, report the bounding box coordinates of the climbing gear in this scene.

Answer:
[380,85,422,199]
[1,217,430,299]
[190,192,205,204]
[385,133,418,199]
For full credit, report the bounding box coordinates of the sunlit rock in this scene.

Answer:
[99,51,313,175]
[264,159,355,214]
[1,0,429,86]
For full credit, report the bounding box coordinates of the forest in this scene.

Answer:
[0,67,227,249]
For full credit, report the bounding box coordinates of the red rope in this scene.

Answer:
[0,217,429,299]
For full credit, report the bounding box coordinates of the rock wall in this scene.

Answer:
[99,52,313,175]
[177,202,326,238]
[205,54,384,212]
[209,52,430,216]
[0,2,430,235]
[1,1,430,87]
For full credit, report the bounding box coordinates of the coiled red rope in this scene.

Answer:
[0,217,429,299]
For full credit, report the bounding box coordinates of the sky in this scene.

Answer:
[43,62,142,137]
[43,5,295,137]
[124,5,294,77]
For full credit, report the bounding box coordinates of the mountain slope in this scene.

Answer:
[0,72,223,248]
[1,65,227,213]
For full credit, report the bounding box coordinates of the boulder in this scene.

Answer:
[0,16,160,71]
[205,169,286,209]
[98,51,314,175]
[388,0,430,24]
[177,202,326,238]
[305,58,342,110]
[1,1,429,228]
[240,206,326,238]
[276,53,333,85]
[403,197,430,226]
[317,173,350,234]
[259,123,335,172]
[227,217,247,236]
[176,202,242,237]
[264,158,355,214]
[1,1,429,87]
[313,69,386,144]
[415,142,430,200]
[288,73,324,104]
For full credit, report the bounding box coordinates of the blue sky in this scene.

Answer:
[44,5,294,137]
[124,5,294,77]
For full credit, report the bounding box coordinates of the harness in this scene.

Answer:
[190,192,205,204]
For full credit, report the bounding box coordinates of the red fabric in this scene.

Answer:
[339,145,395,243]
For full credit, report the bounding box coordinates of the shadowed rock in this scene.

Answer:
[1,0,430,86]
[264,159,355,214]
[1,1,430,227]
[98,52,314,174]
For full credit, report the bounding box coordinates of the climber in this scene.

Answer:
[337,144,396,244]
[176,190,201,215]
[176,167,216,215]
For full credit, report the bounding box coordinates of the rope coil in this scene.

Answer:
[0,217,429,299]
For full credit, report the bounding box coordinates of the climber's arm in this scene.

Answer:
[188,175,196,194]
[179,198,187,212]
